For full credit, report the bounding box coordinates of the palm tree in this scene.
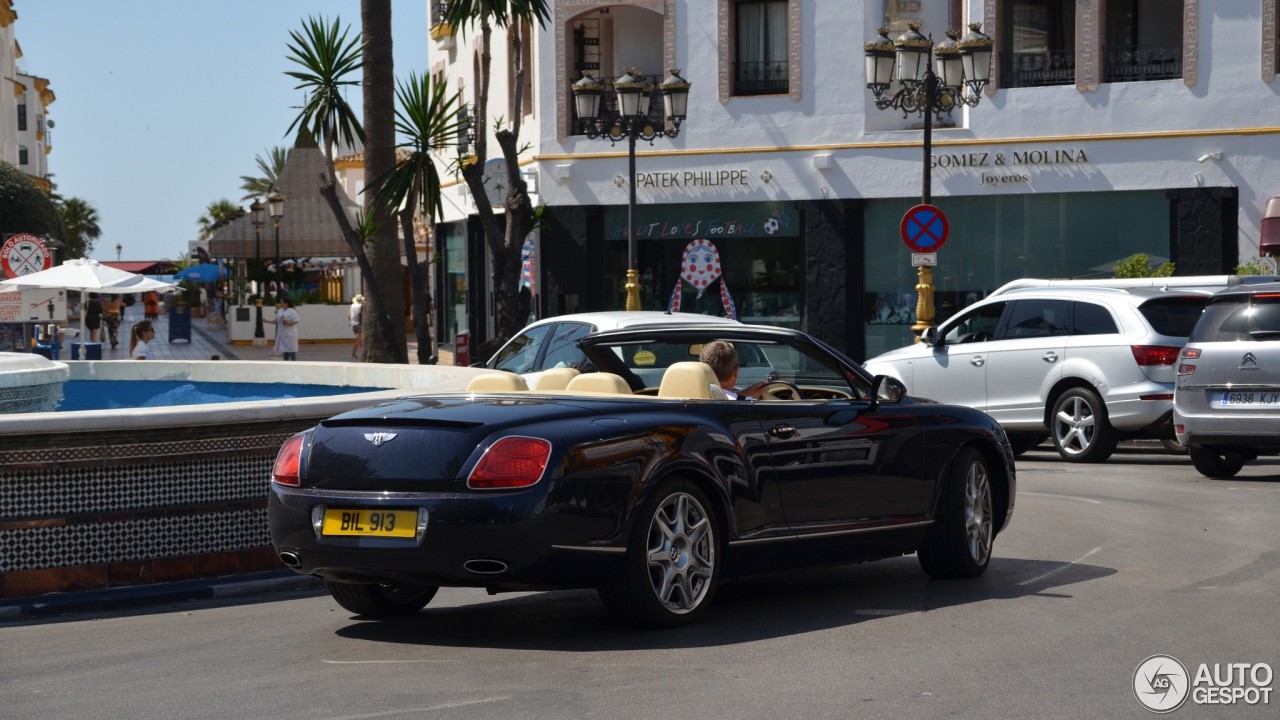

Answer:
[444,0,551,342]
[58,196,102,259]
[196,199,244,242]
[238,146,289,201]
[285,14,406,364]
[371,74,462,364]
[360,0,408,365]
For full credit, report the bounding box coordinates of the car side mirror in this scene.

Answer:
[920,326,940,347]
[870,374,907,409]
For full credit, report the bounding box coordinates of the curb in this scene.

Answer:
[0,571,324,622]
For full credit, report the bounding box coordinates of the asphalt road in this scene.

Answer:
[2,445,1278,720]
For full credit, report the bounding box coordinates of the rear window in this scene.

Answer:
[1138,296,1210,338]
[1189,294,1280,342]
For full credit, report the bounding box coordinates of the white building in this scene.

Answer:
[0,0,54,192]
[430,1,1280,359]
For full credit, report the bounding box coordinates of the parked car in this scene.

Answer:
[484,311,741,384]
[864,285,1213,462]
[268,324,1016,628]
[1174,281,1280,477]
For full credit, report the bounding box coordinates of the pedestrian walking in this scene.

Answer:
[349,294,363,358]
[84,293,103,343]
[269,297,301,361]
[129,321,155,360]
[143,290,159,320]
[101,295,124,349]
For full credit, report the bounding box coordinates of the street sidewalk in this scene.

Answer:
[66,303,454,365]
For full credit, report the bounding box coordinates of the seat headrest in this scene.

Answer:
[658,362,720,400]
[530,367,580,391]
[565,372,632,395]
[465,373,529,393]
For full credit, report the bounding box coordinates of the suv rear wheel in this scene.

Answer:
[1051,387,1118,463]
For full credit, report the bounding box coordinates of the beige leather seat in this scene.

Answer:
[657,362,720,400]
[564,372,632,395]
[465,373,529,392]
[530,367,580,392]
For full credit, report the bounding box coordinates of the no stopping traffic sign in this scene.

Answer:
[900,204,949,253]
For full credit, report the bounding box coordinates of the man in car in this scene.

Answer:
[699,340,767,400]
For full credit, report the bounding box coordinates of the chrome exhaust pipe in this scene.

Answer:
[463,559,508,575]
[279,551,302,568]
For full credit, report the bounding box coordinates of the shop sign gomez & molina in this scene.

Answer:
[931,146,1091,186]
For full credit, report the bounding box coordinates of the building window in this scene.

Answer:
[17,104,28,132]
[1000,0,1076,88]
[18,146,29,165]
[1102,0,1182,83]
[734,0,789,95]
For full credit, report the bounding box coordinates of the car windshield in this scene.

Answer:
[1189,294,1280,342]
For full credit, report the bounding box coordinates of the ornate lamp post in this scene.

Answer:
[115,243,122,261]
[268,192,286,299]
[572,68,690,310]
[865,22,992,339]
[250,199,266,343]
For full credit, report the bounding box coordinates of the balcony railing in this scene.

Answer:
[568,75,667,136]
[1104,44,1182,83]
[430,0,447,27]
[733,60,789,95]
[1002,49,1076,88]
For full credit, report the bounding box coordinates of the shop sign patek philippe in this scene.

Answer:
[931,147,1090,186]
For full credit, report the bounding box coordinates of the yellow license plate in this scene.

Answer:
[321,508,418,538]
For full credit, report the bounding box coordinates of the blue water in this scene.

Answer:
[57,380,386,411]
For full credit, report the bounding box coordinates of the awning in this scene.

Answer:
[101,261,179,275]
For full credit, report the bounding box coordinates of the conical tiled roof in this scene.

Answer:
[207,138,361,260]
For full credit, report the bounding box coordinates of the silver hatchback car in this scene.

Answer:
[865,286,1210,462]
[1174,282,1280,477]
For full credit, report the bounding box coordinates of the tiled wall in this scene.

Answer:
[0,421,317,598]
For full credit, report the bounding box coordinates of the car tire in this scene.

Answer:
[1188,447,1248,478]
[1050,387,1118,463]
[1161,438,1189,455]
[325,581,438,618]
[1006,433,1046,457]
[600,480,720,628]
[918,447,994,579]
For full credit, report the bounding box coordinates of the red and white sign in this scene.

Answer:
[1,234,53,278]
[0,288,67,323]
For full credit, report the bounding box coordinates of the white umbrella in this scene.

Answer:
[0,258,177,345]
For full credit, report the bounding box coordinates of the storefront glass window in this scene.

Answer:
[863,190,1170,357]
[442,224,467,342]
[604,202,804,328]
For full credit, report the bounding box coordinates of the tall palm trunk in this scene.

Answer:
[361,0,407,363]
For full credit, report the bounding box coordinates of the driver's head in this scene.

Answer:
[698,340,739,390]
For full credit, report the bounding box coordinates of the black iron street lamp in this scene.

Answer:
[115,243,122,261]
[268,192,286,299]
[864,22,992,338]
[250,199,266,342]
[572,67,690,310]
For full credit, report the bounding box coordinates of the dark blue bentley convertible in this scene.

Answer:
[268,323,1016,628]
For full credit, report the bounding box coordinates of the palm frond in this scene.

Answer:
[283,16,367,150]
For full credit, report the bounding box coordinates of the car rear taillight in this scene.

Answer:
[468,437,552,490]
[1131,345,1181,366]
[1177,364,1196,376]
[1181,348,1202,359]
[272,434,305,487]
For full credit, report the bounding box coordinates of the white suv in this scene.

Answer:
[864,286,1211,462]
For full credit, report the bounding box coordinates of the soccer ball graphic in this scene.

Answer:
[764,217,780,235]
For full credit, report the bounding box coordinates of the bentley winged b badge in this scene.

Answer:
[364,432,399,447]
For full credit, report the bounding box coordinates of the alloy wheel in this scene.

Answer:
[964,459,993,565]
[646,492,716,614]
[1053,395,1097,456]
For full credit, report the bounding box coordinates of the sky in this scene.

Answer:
[14,1,429,263]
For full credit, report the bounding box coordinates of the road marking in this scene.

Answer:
[1018,546,1102,586]
[1021,491,1103,505]
[315,697,511,719]
[322,659,460,664]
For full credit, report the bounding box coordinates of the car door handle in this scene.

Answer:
[970,356,985,367]
[1043,351,1058,363]
[768,424,796,439]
